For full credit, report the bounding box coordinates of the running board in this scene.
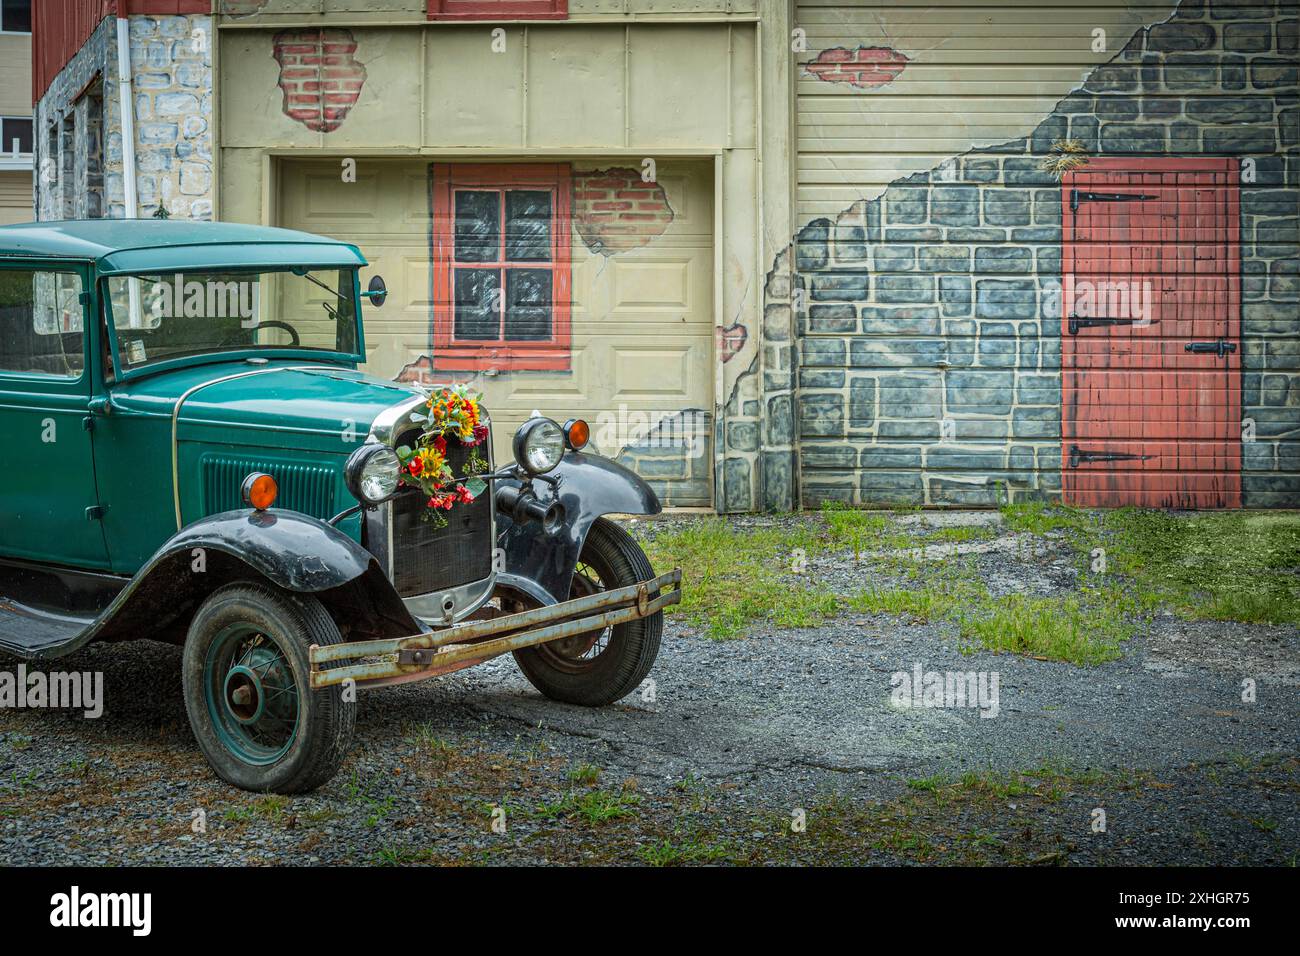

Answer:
[308,569,683,689]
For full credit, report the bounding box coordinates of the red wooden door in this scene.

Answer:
[1061,158,1241,509]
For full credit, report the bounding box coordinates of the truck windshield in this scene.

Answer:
[104,268,360,372]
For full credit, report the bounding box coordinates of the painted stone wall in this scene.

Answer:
[35,14,214,222]
[791,0,1299,509]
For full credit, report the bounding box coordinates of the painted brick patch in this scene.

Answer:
[572,167,674,254]
[805,46,910,89]
[272,29,367,133]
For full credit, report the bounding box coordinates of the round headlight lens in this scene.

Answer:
[514,418,565,475]
[345,444,401,505]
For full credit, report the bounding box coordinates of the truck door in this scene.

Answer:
[0,262,111,568]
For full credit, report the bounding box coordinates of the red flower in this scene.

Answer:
[407,458,423,476]
[472,424,489,444]
[433,435,447,454]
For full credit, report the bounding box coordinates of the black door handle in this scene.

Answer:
[1184,339,1237,358]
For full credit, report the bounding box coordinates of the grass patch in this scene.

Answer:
[956,591,1133,665]
[1000,505,1300,625]
[640,517,822,639]
[638,836,735,866]
[224,795,290,824]
[566,762,601,786]
[534,788,642,824]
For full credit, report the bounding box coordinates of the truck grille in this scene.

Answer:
[202,456,336,520]
[387,435,493,598]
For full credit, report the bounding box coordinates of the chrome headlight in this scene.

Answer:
[345,443,401,505]
[513,418,565,475]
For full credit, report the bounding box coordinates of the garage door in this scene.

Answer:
[279,158,714,507]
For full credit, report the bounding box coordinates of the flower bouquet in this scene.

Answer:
[394,384,490,526]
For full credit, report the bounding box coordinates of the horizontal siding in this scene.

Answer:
[0,172,34,225]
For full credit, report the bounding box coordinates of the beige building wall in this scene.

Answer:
[217,11,768,510]
[0,31,33,224]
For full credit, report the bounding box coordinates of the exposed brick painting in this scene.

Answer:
[572,167,674,254]
[786,0,1299,510]
[717,322,748,363]
[395,354,437,386]
[804,46,910,89]
[272,29,367,133]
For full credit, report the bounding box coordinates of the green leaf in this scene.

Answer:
[463,477,487,498]
[408,413,427,424]
[396,445,412,459]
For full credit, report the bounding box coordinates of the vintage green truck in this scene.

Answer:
[0,219,679,793]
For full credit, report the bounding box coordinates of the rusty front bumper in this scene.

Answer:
[308,569,682,689]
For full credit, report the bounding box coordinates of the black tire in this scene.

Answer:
[181,583,356,793]
[513,518,662,706]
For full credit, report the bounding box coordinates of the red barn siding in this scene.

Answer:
[32,0,209,105]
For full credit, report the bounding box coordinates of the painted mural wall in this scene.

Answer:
[217,18,762,511]
[787,0,1299,509]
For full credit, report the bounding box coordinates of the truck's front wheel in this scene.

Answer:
[513,518,662,707]
[182,583,355,793]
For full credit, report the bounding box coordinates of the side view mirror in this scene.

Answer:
[361,274,387,308]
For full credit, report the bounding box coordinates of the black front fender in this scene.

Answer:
[496,452,661,605]
[164,509,379,593]
[31,509,416,658]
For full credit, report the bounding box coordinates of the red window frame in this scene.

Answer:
[427,0,567,20]
[431,163,572,372]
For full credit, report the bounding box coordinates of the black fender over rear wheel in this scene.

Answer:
[181,583,355,793]
[513,518,662,706]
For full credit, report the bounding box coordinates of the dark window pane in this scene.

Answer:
[505,190,551,261]
[454,190,499,263]
[505,269,552,342]
[2,0,31,33]
[0,269,84,378]
[453,268,501,340]
[2,118,32,154]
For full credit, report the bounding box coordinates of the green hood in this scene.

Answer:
[112,360,427,449]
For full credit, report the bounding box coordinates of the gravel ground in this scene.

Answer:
[1,511,1297,866]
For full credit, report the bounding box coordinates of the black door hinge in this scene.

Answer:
[1185,339,1237,359]
[85,505,106,521]
[83,415,94,432]
[1068,315,1144,335]
[1068,445,1154,468]
[1070,189,1157,211]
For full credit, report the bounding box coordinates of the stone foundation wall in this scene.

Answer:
[792,0,1299,509]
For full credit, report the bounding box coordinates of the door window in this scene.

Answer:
[0,268,84,378]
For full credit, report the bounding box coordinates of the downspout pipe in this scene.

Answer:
[115,1,143,327]
[115,2,137,220]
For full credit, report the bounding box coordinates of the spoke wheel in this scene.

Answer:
[183,583,355,793]
[513,518,662,706]
[205,626,300,765]
[533,560,614,673]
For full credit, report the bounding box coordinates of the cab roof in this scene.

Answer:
[0,219,367,275]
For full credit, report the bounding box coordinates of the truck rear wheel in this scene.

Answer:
[513,518,662,707]
[182,583,355,793]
